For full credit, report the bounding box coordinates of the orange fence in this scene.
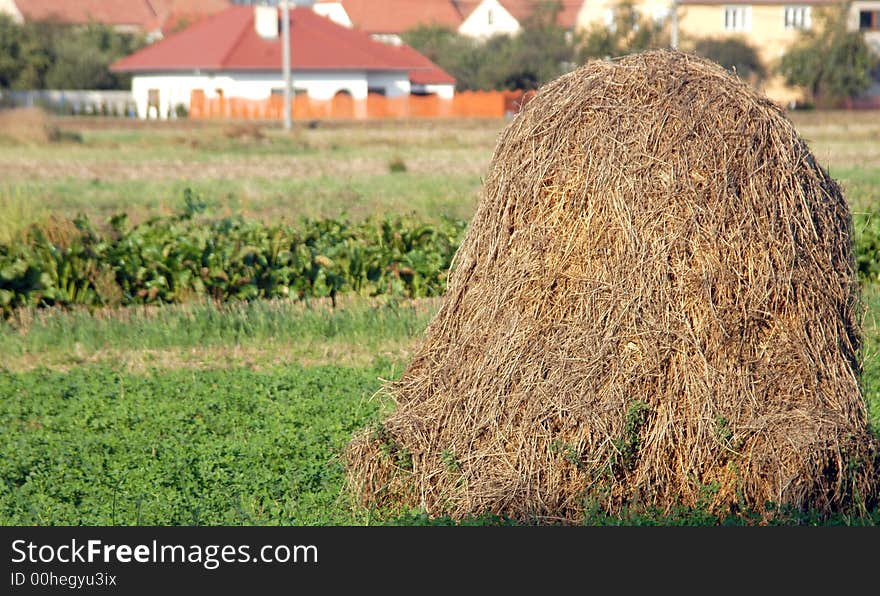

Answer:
[189,89,531,120]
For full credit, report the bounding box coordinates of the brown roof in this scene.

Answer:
[12,0,160,29]
[10,0,229,33]
[341,0,464,34]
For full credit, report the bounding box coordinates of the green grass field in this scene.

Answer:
[1,113,878,526]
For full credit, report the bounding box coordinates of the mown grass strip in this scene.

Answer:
[0,297,438,372]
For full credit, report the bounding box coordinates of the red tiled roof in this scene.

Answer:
[11,0,159,29]
[340,0,464,34]
[110,6,456,85]
[9,0,230,33]
[457,0,582,29]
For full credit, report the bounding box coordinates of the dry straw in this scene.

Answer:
[0,107,58,144]
[345,50,879,523]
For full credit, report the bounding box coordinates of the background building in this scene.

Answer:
[110,5,455,118]
[0,0,231,38]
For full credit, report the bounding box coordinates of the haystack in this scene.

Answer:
[0,107,58,144]
[346,50,879,522]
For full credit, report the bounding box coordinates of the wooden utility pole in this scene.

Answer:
[671,0,679,50]
[282,0,292,131]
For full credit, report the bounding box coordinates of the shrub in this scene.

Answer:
[692,38,765,82]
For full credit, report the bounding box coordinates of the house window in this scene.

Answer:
[784,6,810,30]
[722,5,751,32]
[487,8,494,25]
[271,88,307,96]
[860,10,880,31]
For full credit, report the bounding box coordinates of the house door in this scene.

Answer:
[147,89,160,119]
[331,90,354,119]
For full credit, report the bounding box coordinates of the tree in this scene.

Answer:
[0,15,25,88]
[45,23,144,90]
[0,15,55,89]
[401,24,483,90]
[577,2,669,62]
[692,38,765,83]
[779,5,877,106]
[0,17,145,90]
[500,0,575,89]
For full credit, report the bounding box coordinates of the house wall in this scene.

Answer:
[678,4,808,59]
[370,33,404,45]
[852,1,880,54]
[415,83,455,99]
[459,0,521,38]
[131,70,412,119]
[222,71,371,100]
[132,74,208,119]
[578,0,673,30]
[677,3,818,104]
[312,2,353,27]
[366,72,411,97]
[0,0,23,23]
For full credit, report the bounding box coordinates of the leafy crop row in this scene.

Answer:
[2,205,878,318]
[0,203,467,317]
[856,212,880,285]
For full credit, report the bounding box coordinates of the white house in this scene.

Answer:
[458,0,584,38]
[313,0,463,45]
[110,5,455,119]
[458,0,522,38]
[311,0,584,44]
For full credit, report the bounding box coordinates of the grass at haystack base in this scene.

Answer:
[2,365,877,526]
[0,294,878,526]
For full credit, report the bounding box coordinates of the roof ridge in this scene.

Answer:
[218,7,257,69]
[144,0,160,18]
